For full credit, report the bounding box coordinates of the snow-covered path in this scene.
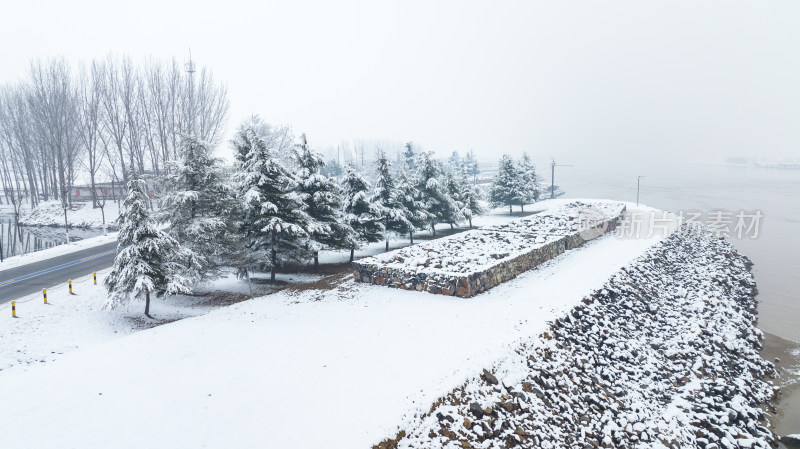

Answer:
[0,208,672,449]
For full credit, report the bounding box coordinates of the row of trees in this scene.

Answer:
[0,55,229,215]
[106,117,495,315]
[490,153,540,214]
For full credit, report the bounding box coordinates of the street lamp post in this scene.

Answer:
[637,176,644,206]
[550,158,574,199]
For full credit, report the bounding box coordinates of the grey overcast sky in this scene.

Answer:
[1,0,798,163]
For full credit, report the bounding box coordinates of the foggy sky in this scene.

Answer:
[1,0,798,164]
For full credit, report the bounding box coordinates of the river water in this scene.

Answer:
[0,216,103,260]
[556,160,800,343]
[554,159,800,435]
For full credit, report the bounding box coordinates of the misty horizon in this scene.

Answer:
[1,1,798,165]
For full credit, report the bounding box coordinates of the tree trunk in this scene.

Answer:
[450,223,454,230]
[349,246,355,262]
[271,231,277,283]
[144,290,152,318]
[64,207,69,242]
[314,252,319,272]
[14,212,23,256]
[509,205,512,215]
[409,231,414,245]
[521,204,525,213]
[90,176,98,208]
[385,240,389,252]
[469,217,473,228]
[431,223,436,236]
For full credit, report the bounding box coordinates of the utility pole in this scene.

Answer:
[186,50,196,139]
[636,176,644,206]
[550,158,574,199]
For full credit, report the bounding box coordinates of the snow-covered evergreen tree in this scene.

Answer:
[463,150,480,183]
[447,150,462,172]
[457,167,485,228]
[233,122,311,283]
[517,152,539,211]
[395,171,429,244]
[341,164,383,261]
[320,158,343,178]
[371,150,410,251]
[414,152,462,235]
[402,142,416,173]
[158,136,236,282]
[490,154,525,215]
[294,134,355,270]
[105,177,194,318]
[444,169,465,230]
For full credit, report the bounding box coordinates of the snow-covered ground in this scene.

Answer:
[0,269,320,371]
[394,230,777,448]
[0,232,118,274]
[0,201,674,449]
[6,198,534,270]
[19,200,121,228]
[314,199,573,265]
[357,201,625,277]
[18,197,515,231]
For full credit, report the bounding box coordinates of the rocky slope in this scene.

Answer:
[377,230,777,449]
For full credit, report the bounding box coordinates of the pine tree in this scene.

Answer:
[444,169,465,230]
[447,150,462,172]
[233,123,311,283]
[341,164,383,261]
[371,150,410,251]
[105,177,194,318]
[158,136,236,282]
[320,158,343,178]
[517,152,539,212]
[490,154,525,215]
[403,142,416,173]
[414,152,462,235]
[395,171,429,244]
[294,134,355,270]
[463,150,480,183]
[457,167,485,227]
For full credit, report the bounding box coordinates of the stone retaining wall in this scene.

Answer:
[352,205,625,298]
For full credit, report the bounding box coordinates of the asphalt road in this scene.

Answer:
[0,242,117,305]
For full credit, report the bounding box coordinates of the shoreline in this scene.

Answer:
[377,231,781,448]
[761,331,800,442]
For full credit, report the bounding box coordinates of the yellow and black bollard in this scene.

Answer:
[93,272,97,285]
[43,289,47,304]
[11,301,16,317]
[69,280,73,295]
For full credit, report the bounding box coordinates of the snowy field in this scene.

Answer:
[0,201,675,449]
[19,200,121,228]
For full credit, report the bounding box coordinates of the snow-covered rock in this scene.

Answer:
[383,229,778,448]
[354,200,626,297]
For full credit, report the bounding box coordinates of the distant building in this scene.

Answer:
[70,181,158,202]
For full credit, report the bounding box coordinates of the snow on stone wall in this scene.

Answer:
[378,230,777,449]
[353,201,626,297]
